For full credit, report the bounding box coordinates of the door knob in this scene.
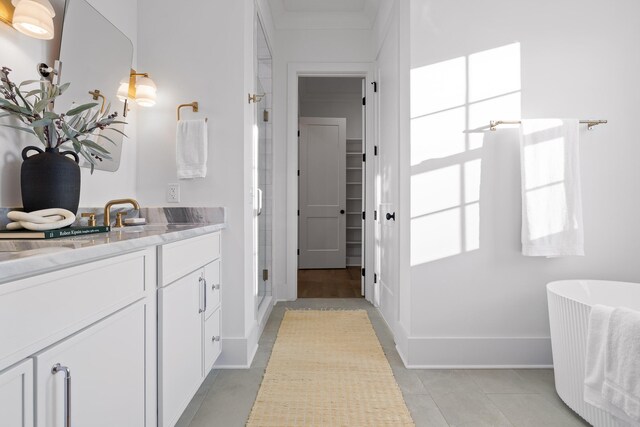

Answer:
[386,212,396,221]
[340,210,345,214]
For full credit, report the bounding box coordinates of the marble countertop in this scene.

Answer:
[0,207,226,285]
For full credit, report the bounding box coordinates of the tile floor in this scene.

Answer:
[177,299,590,427]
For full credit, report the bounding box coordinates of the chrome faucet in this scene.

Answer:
[104,198,141,227]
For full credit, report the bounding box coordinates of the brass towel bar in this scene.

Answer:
[177,102,207,122]
[490,119,607,131]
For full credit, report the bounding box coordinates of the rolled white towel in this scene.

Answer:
[7,209,76,231]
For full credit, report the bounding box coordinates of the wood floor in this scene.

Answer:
[297,267,363,298]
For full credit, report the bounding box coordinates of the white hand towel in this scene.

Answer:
[176,119,208,179]
[519,119,584,257]
[603,308,640,422]
[584,305,640,426]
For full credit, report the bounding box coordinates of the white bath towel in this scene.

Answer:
[584,305,640,426]
[520,119,584,257]
[603,308,640,423]
[176,119,208,179]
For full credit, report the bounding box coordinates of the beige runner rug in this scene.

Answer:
[247,310,415,426]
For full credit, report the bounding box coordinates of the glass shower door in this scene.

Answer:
[256,17,272,309]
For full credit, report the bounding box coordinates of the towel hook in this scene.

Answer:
[177,102,207,122]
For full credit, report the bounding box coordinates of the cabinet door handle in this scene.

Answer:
[212,283,220,290]
[198,277,207,313]
[212,336,220,342]
[52,364,71,427]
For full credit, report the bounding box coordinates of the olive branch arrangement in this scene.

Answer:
[0,66,126,173]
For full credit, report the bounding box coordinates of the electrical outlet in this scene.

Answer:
[167,183,180,203]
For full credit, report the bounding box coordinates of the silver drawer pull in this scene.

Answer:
[52,364,71,427]
[198,277,207,313]
[212,336,220,342]
[212,284,220,290]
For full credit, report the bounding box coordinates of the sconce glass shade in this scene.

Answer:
[11,0,55,40]
[116,77,130,102]
[135,76,157,107]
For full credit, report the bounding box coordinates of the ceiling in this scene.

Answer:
[267,0,382,30]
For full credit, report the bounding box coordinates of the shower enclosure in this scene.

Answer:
[256,17,272,309]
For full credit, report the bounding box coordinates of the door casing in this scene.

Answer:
[285,62,376,302]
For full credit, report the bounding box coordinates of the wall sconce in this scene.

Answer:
[116,69,157,108]
[0,0,56,40]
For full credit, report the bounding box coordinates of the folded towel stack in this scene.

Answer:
[584,305,640,426]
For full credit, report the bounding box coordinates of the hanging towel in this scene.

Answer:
[519,119,584,256]
[176,119,208,179]
[584,306,640,426]
[603,308,640,423]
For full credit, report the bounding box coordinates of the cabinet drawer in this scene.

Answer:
[0,251,149,370]
[204,260,220,319]
[34,302,147,427]
[0,359,33,427]
[204,308,221,374]
[159,232,221,287]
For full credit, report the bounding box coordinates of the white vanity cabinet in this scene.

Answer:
[158,232,222,427]
[0,248,157,427]
[0,359,33,427]
[34,301,148,427]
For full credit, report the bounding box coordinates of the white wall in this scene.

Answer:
[137,0,258,366]
[407,0,640,367]
[0,0,138,207]
[272,28,373,300]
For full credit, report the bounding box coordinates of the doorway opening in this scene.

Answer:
[297,77,365,298]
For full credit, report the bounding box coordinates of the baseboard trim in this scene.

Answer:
[404,336,553,368]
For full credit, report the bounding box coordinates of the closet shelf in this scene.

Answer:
[346,152,362,156]
[346,197,362,201]
[347,182,362,185]
[347,241,362,245]
[346,212,360,215]
[346,226,361,230]
[346,167,362,170]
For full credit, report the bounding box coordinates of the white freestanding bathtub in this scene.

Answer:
[547,280,640,426]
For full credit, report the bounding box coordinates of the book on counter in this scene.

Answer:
[0,226,111,240]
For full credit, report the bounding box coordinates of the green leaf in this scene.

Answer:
[84,146,112,160]
[81,139,110,154]
[0,123,36,135]
[29,118,53,128]
[24,89,45,98]
[58,82,70,94]
[0,102,31,115]
[18,79,43,87]
[105,127,128,138]
[95,132,118,145]
[34,98,51,114]
[66,103,98,116]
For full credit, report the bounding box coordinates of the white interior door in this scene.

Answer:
[299,117,347,269]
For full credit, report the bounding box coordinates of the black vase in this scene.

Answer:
[20,146,81,214]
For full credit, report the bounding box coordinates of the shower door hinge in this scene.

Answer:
[374,146,378,156]
[362,97,366,106]
[362,153,366,162]
[361,268,365,277]
[374,273,377,283]
[362,211,365,220]
[371,81,378,92]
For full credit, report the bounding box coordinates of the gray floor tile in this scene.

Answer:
[513,369,557,396]
[465,369,537,394]
[393,368,429,395]
[404,394,449,427]
[188,369,264,427]
[431,391,513,427]
[488,393,590,427]
[416,369,482,396]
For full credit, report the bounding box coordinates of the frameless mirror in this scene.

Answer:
[57,0,133,172]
